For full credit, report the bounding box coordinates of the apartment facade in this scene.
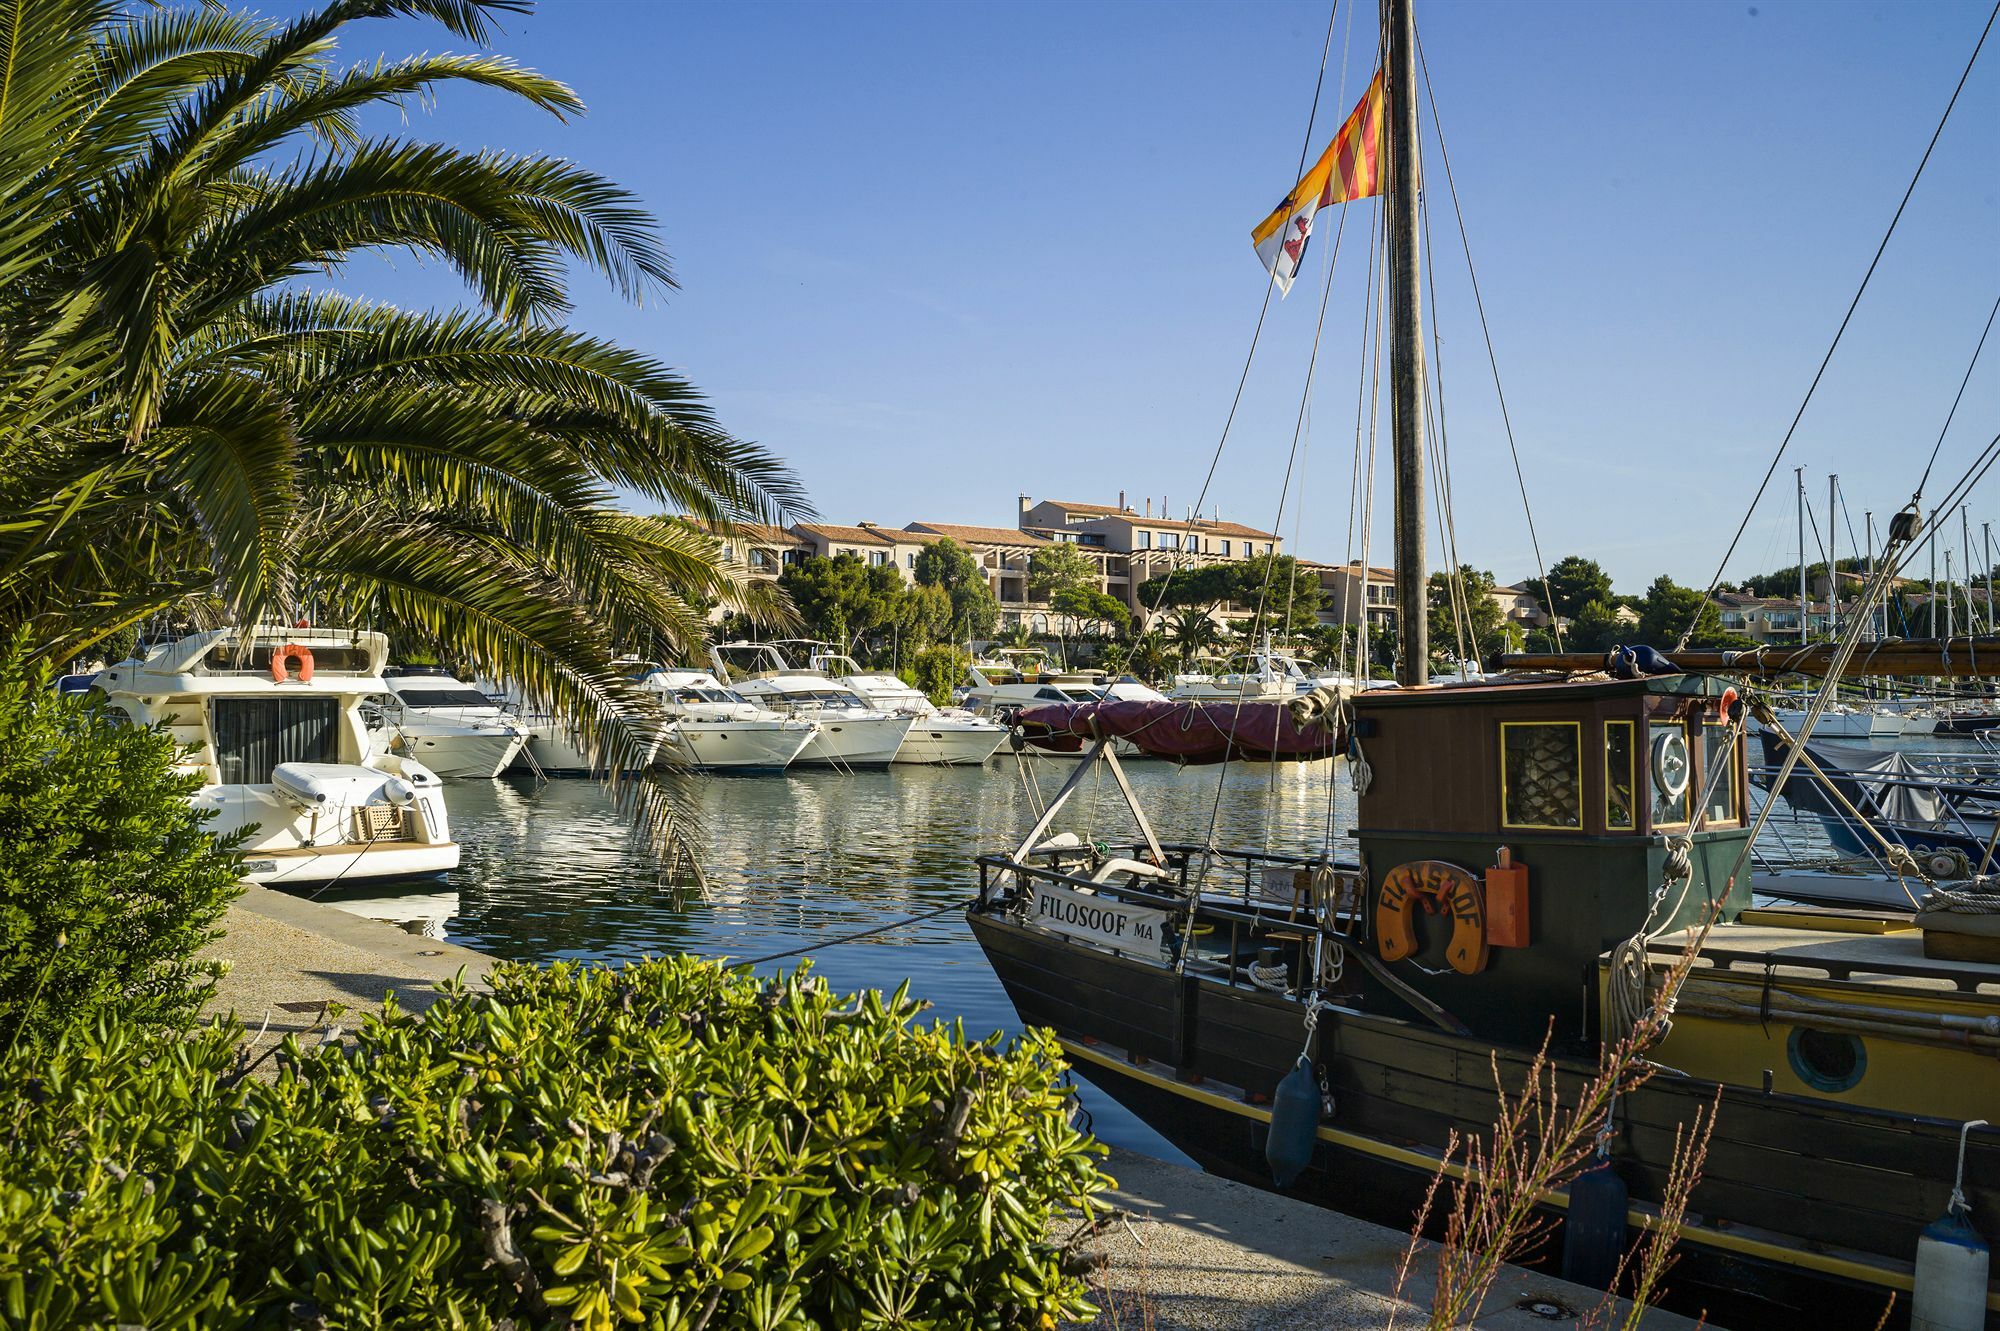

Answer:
[1019,495,1281,617]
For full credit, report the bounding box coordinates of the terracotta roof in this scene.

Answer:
[907,522,1051,549]
[1187,519,1277,540]
[1039,499,1132,516]
[1326,560,1396,580]
[676,518,806,545]
[792,523,897,546]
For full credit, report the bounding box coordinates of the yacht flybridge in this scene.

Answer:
[804,648,1006,766]
[709,643,913,769]
[92,626,458,886]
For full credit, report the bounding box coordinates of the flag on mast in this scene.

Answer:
[1251,70,1386,294]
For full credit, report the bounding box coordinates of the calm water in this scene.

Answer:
[303,753,1358,1157]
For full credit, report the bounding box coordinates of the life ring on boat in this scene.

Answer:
[270,643,314,683]
[1375,860,1489,975]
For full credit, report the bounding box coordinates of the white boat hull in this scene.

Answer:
[892,721,1006,765]
[664,720,814,772]
[381,728,525,779]
[238,841,460,886]
[794,713,913,768]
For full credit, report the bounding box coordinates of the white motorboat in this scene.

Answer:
[92,626,458,886]
[1167,641,1312,701]
[806,649,1006,765]
[635,668,818,772]
[368,670,528,779]
[709,644,914,769]
[1754,702,1905,739]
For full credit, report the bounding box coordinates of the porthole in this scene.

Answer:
[1787,1026,1866,1093]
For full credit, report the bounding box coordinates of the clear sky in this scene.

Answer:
[324,0,2000,596]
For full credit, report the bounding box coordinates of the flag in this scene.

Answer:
[1251,70,1387,294]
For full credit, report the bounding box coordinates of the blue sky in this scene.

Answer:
[325,0,1999,595]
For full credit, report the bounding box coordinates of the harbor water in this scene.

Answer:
[300,754,1358,1159]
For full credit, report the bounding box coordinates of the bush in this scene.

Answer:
[0,636,242,1051]
[908,646,969,708]
[0,957,1110,1329]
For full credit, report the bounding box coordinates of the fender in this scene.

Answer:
[1375,860,1490,976]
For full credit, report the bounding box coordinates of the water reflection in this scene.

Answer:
[299,753,1356,1157]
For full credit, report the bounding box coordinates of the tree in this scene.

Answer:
[1027,543,1098,600]
[1126,631,1172,683]
[1636,576,1751,650]
[1165,607,1223,671]
[1050,586,1130,639]
[1427,567,1510,667]
[1139,563,1241,613]
[907,645,969,707]
[1566,600,1626,653]
[780,556,902,652]
[892,583,953,666]
[0,0,807,867]
[913,538,997,642]
[1543,556,1614,622]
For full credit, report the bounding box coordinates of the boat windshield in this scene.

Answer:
[397,687,494,709]
[674,687,742,705]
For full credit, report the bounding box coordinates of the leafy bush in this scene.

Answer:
[0,637,242,1051]
[0,958,1109,1329]
[908,646,969,708]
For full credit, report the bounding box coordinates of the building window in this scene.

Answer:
[1162,533,1180,551]
[1262,542,1274,556]
[869,551,888,567]
[1605,720,1635,830]
[1499,721,1582,830]
[906,552,916,568]
[1138,531,1152,549]
[1221,540,1232,557]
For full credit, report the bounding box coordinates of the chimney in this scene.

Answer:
[1162,493,1168,522]
[1118,489,1126,511]
[1018,494,1031,525]
[1145,497,1152,518]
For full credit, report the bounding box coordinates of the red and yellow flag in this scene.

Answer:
[1251,70,1386,294]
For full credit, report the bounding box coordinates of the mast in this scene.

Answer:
[1796,467,1808,644]
[1827,474,1838,638]
[1963,506,1977,637]
[1385,0,1427,687]
[1865,511,1876,640]
[1985,521,1995,635]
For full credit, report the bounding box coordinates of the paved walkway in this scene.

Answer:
[1078,1147,1712,1330]
[201,884,492,1053]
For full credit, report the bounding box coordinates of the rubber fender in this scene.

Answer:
[1561,1156,1629,1290]
[1265,1058,1321,1189]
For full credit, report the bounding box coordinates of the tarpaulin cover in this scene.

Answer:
[1755,730,1942,825]
[1014,699,1341,764]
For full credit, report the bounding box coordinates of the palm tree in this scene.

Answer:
[0,0,806,871]
[1164,607,1222,673]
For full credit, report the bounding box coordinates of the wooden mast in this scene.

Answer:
[1385,0,1427,687]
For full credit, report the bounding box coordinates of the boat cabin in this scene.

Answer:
[1352,674,1753,1045]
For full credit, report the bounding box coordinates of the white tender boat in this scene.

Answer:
[807,650,1006,765]
[92,626,458,885]
[709,644,914,769]
[368,670,528,779]
[635,668,818,772]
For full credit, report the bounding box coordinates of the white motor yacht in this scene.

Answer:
[92,626,458,886]
[368,669,528,779]
[635,668,818,772]
[709,644,914,769]
[806,649,1006,765]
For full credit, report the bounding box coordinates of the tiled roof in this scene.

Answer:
[907,522,1051,549]
[1039,499,1131,515]
[1326,560,1396,580]
[676,518,803,545]
[792,523,897,545]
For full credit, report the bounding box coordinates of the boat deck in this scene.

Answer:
[1650,917,2000,997]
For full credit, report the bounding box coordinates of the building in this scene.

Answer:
[903,522,1051,619]
[1712,592,1827,643]
[1315,560,1397,631]
[1018,495,1281,617]
[1490,583,1552,632]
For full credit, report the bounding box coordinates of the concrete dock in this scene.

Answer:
[198,888,1708,1329]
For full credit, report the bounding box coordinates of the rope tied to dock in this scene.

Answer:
[728,896,978,968]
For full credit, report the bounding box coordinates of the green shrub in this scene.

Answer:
[908,646,969,709]
[0,958,1110,1330]
[0,636,242,1051]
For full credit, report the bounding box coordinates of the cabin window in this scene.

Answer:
[1499,721,1582,830]
[1605,720,1636,830]
[212,697,340,784]
[1648,718,1693,827]
[1703,721,1740,824]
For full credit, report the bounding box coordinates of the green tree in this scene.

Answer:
[1050,586,1130,639]
[1543,556,1614,621]
[1126,630,1172,683]
[913,538,998,642]
[1138,563,1241,613]
[1566,600,1626,652]
[0,0,806,864]
[1636,576,1751,649]
[779,555,904,651]
[907,645,969,706]
[1165,607,1223,671]
[1027,542,1098,600]
[1427,567,1510,667]
[892,582,953,665]
[0,638,243,1050]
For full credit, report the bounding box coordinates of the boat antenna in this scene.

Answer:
[1384,0,1427,686]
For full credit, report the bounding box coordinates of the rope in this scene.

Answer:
[1681,0,1999,649]
[730,896,977,968]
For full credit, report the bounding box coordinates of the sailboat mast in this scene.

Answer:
[1385,0,1427,687]
[1796,467,1807,644]
[1827,473,1839,638]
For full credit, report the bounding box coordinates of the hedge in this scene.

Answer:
[0,957,1110,1330]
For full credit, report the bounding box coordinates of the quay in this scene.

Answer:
[197,893,1707,1329]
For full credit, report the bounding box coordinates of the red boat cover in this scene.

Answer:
[1014,699,1342,764]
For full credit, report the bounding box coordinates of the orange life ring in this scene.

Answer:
[270,643,314,683]
[1375,859,1490,975]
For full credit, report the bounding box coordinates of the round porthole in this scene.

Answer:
[1787,1026,1866,1093]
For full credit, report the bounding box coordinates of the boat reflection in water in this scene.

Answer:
[308,883,462,940]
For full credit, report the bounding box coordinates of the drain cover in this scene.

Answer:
[1516,1297,1577,1321]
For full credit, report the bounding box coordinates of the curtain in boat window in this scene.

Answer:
[212,698,340,784]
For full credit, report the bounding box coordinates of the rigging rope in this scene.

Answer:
[1680,0,1999,649]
